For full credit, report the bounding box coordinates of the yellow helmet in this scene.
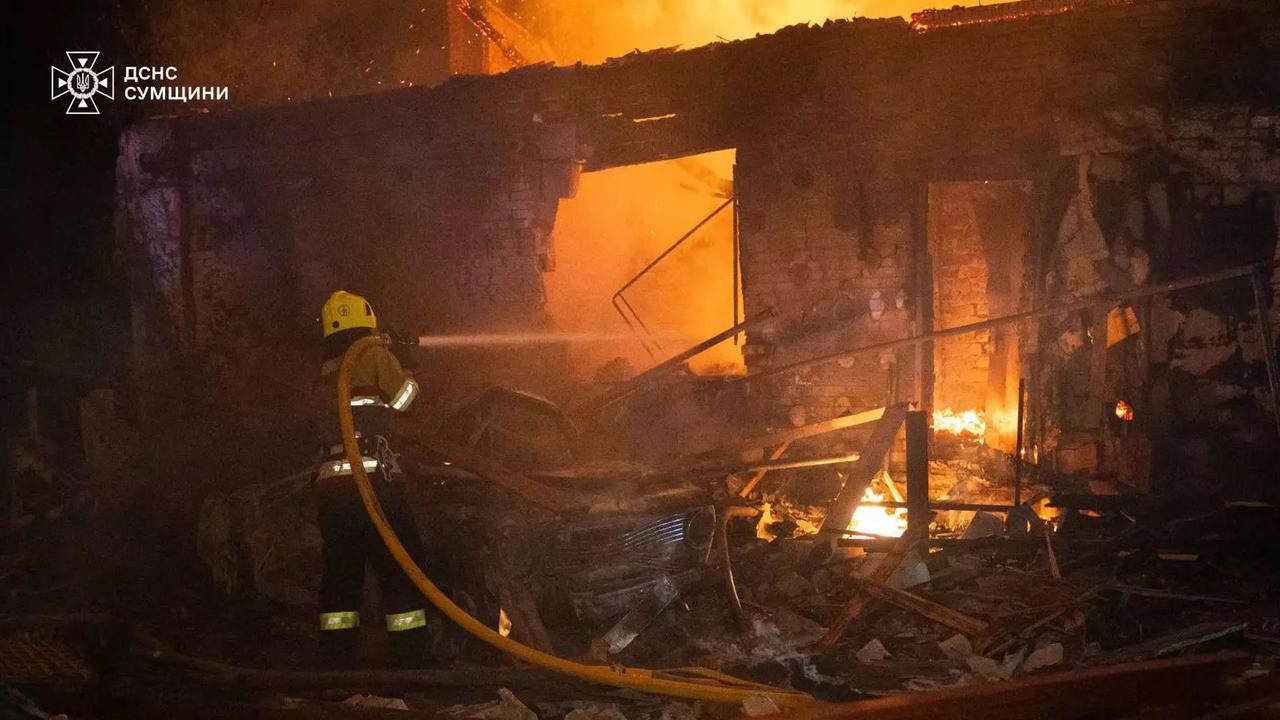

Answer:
[321,290,377,338]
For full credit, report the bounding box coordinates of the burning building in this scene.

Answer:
[118,0,1279,489]
[5,0,1280,717]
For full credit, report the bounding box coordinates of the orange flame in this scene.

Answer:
[846,486,908,538]
[932,408,986,442]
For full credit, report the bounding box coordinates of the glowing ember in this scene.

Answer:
[932,408,987,442]
[847,486,907,538]
[1114,400,1134,422]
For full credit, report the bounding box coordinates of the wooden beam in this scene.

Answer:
[905,410,930,536]
[488,537,556,653]
[819,404,907,535]
[851,577,989,638]
[672,406,886,469]
[736,441,792,497]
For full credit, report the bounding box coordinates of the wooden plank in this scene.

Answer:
[674,406,887,468]
[489,539,556,654]
[736,441,792,497]
[749,652,1249,720]
[851,577,989,638]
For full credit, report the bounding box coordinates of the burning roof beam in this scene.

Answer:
[911,0,1137,33]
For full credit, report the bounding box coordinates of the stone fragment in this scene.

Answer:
[445,689,538,720]
[565,704,628,720]
[344,694,409,710]
[855,638,890,663]
[965,656,1002,679]
[741,696,781,717]
[938,633,974,661]
[1023,643,1064,672]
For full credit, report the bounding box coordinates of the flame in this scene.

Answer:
[542,1,927,66]
[846,486,908,538]
[932,408,986,442]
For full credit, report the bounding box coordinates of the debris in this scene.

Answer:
[774,653,1249,720]
[1043,527,1061,579]
[772,570,814,600]
[816,539,911,652]
[657,701,701,720]
[740,695,781,717]
[886,549,931,590]
[966,655,1003,679]
[564,703,628,720]
[850,576,989,638]
[344,694,410,710]
[444,689,538,720]
[938,633,974,661]
[1110,585,1247,604]
[1000,646,1030,679]
[960,511,1004,539]
[1023,643,1064,672]
[600,575,680,655]
[1103,622,1248,662]
[855,638,890,663]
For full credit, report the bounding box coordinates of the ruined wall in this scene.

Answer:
[117,100,575,485]
[726,0,1280,490]
[735,140,915,429]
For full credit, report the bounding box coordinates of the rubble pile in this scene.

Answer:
[4,387,1278,719]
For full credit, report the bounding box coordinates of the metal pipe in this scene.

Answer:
[740,261,1274,384]
[615,294,662,361]
[611,197,736,353]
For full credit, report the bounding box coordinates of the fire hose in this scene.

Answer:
[337,335,816,708]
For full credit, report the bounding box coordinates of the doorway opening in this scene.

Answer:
[544,149,742,381]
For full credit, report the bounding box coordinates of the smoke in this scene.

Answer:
[544,151,741,379]
[126,0,450,106]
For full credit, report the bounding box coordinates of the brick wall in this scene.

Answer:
[117,108,574,480]
[735,138,915,428]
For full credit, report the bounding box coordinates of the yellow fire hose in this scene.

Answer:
[337,335,816,708]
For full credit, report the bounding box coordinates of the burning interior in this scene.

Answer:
[6,0,1280,717]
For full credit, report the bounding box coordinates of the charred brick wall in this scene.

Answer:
[117,103,573,483]
[734,140,916,430]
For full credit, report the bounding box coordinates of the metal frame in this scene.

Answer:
[611,197,736,360]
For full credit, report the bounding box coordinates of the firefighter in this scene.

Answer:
[314,290,432,668]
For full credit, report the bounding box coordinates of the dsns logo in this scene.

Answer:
[51,51,114,115]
